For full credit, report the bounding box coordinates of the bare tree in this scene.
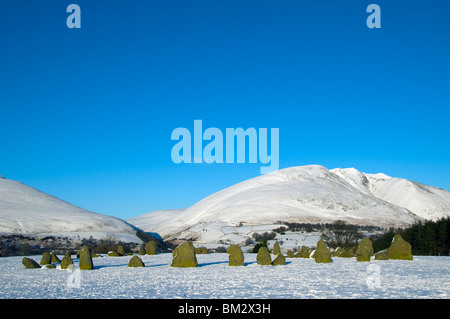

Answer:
[321,220,363,249]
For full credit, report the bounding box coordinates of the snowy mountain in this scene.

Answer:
[0,175,141,243]
[331,167,450,221]
[128,165,450,242]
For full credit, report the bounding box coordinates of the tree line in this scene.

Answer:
[372,217,450,256]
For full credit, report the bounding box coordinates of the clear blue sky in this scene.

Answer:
[0,1,449,219]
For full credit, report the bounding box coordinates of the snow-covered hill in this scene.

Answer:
[128,165,450,242]
[331,167,450,221]
[0,175,141,243]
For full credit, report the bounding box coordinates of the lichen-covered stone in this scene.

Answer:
[194,247,208,254]
[117,245,126,256]
[171,242,198,267]
[40,252,51,265]
[228,245,244,266]
[128,255,145,267]
[227,244,239,254]
[256,247,272,266]
[299,246,310,258]
[145,241,157,255]
[60,254,74,269]
[375,249,389,260]
[314,239,332,263]
[79,245,94,270]
[387,234,413,260]
[339,249,355,258]
[22,257,41,269]
[50,252,61,263]
[272,243,281,255]
[272,253,286,266]
[108,251,121,257]
[333,247,343,257]
[356,238,374,262]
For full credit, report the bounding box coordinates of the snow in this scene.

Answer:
[129,165,450,243]
[0,176,141,243]
[334,168,450,221]
[1,254,448,299]
[127,209,186,239]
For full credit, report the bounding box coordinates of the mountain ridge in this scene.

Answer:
[128,165,450,241]
[0,175,142,243]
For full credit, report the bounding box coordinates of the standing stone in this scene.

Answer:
[50,252,61,263]
[128,255,145,267]
[108,251,121,257]
[356,238,374,262]
[314,239,332,263]
[22,257,41,269]
[256,247,272,265]
[194,247,208,254]
[79,245,94,270]
[43,264,56,269]
[340,249,355,258]
[60,253,74,269]
[299,246,310,258]
[145,241,157,255]
[40,252,51,265]
[272,253,286,266]
[387,234,413,260]
[117,245,126,256]
[333,247,343,257]
[229,245,244,266]
[375,249,389,260]
[171,242,198,267]
[227,244,239,254]
[273,243,281,255]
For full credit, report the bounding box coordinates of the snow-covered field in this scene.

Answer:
[1,253,448,299]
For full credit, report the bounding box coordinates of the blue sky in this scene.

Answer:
[0,1,449,219]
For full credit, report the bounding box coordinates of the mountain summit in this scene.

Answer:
[128,165,450,241]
